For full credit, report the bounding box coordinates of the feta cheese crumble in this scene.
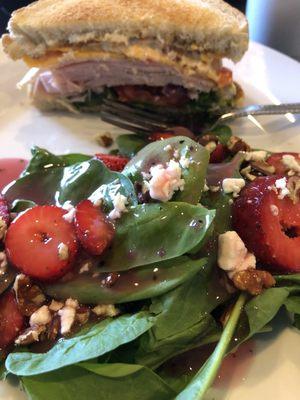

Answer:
[30,305,51,327]
[275,177,290,199]
[179,155,191,169]
[62,201,76,223]
[147,160,185,202]
[58,243,69,261]
[222,178,245,197]
[108,193,128,220]
[218,231,256,279]
[270,204,279,216]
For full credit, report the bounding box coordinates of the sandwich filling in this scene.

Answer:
[16,41,240,118]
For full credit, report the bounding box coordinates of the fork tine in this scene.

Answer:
[101,103,170,132]
[103,98,174,123]
[100,110,152,135]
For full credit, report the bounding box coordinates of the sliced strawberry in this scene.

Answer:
[95,154,129,172]
[148,132,175,142]
[5,206,78,281]
[0,194,10,226]
[0,290,25,351]
[74,200,115,256]
[209,144,228,164]
[267,152,300,175]
[232,176,300,273]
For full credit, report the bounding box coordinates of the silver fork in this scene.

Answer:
[100,99,300,134]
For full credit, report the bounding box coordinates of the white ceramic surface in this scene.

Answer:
[0,41,300,400]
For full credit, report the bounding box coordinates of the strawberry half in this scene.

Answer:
[0,290,25,351]
[95,154,129,172]
[5,206,78,281]
[74,200,115,256]
[267,152,300,175]
[232,176,300,273]
[0,194,10,226]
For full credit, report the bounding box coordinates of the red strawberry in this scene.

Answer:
[95,154,129,172]
[0,290,25,351]
[74,200,115,256]
[267,152,300,175]
[209,144,228,164]
[232,176,300,273]
[148,132,175,142]
[0,194,10,226]
[5,206,78,281]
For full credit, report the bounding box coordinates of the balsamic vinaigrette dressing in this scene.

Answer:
[0,158,27,192]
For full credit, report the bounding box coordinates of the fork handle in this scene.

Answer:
[219,102,300,123]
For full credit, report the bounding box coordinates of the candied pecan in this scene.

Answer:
[232,269,275,296]
[46,315,61,341]
[15,325,46,346]
[227,136,251,154]
[76,306,91,325]
[251,161,275,176]
[13,274,46,316]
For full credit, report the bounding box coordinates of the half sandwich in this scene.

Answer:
[2,0,248,127]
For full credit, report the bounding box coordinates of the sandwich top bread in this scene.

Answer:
[3,0,248,62]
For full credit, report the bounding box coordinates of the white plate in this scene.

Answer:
[0,41,300,400]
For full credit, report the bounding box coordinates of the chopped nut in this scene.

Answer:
[15,325,46,346]
[92,304,119,317]
[0,217,7,240]
[58,243,69,261]
[13,274,46,316]
[232,269,275,295]
[30,305,51,327]
[251,160,275,176]
[49,300,64,312]
[76,306,90,325]
[0,251,7,274]
[58,298,78,335]
[287,176,300,204]
[79,262,92,274]
[240,165,256,181]
[245,151,267,162]
[95,132,113,148]
[227,136,250,154]
[46,315,61,341]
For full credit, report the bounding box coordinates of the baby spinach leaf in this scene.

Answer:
[116,134,149,157]
[175,293,247,400]
[22,362,175,400]
[23,146,91,176]
[211,125,232,146]
[100,202,215,271]
[123,136,209,204]
[135,270,230,368]
[4,158,137,209]
[44,257,207,304]
[6,312,153,376]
